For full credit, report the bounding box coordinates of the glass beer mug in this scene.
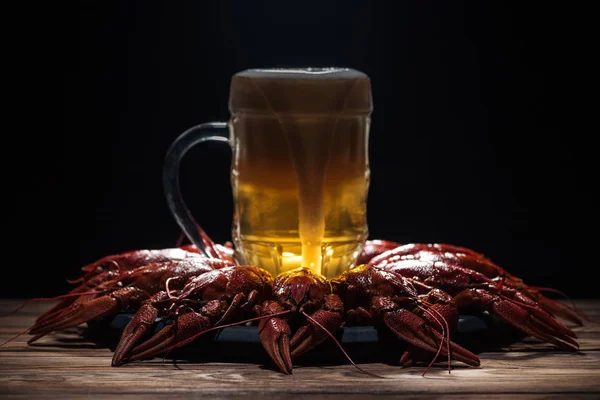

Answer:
[163,68,372,278]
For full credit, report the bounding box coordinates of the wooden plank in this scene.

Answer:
[1,299,599,399]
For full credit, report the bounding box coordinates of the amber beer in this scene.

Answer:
[228,68,372,278]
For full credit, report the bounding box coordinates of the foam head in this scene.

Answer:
[229,68,372,116]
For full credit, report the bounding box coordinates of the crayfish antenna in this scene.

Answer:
[2,299,40,318]
[0,326,33,347]
[301,311,385,379]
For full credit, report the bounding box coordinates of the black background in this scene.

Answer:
[6,1,597,299]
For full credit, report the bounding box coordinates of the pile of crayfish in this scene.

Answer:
[17,233,584,376]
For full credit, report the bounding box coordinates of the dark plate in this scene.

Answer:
[85,312,525,365]
[94,312,489,341]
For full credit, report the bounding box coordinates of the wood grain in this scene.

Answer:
[1,299,599,399]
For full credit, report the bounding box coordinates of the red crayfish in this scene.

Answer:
[8,236,585,376]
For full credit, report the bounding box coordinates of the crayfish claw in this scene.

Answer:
[399,347,424,368]
[455,289,579,352]
[26,333,46,344]
[30,292,101,331]
[27,287,148,343]
[112,303,159,366]
[28,295,122,341]
[290,309,344,359]
[34,297,80,325]
[128,324,177,362]
[384,309,480,367]
[538,297,584,326]
[289,325,311,358]
[527,315,580,351]
[258,317,292,374]
[34,270,121,325]
[398,346,420,368]
[128,311,210,363]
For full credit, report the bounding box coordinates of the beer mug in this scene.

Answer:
[163,68,372,278]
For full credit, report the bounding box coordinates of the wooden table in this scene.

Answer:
[1,299,599,399]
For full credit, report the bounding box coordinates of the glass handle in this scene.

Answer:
[162,122,230,257]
